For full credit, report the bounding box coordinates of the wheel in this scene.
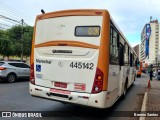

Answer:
[131,76,136,86]
[134,75,136,81]
[7,74,16,83]
[122,82,127,99]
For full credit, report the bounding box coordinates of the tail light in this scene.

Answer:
[0,67,7,70]
[92,68,104,93]
[30,63,35,84]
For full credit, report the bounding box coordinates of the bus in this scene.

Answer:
[30,9,138,108]
[137,61,142,77]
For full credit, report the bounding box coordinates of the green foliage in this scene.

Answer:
[0,25,33,60]
[23,26,33,57]
[0,30,11,57]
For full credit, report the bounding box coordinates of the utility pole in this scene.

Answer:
[150,16,152,22]
[21,19,24,61]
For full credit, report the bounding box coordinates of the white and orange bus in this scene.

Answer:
[30,9,138,108]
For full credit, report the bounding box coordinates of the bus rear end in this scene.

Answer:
[30,10,110,108]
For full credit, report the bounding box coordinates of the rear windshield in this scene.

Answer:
[0,62,4,66]
[35,16,102,46]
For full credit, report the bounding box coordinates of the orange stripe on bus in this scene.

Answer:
[36,9,104,20]
[97,10,110,91]
[35,41,99,49]
[30,18,38,65]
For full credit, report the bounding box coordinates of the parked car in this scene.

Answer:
[156,70,160,80]
[0,61,30,83]
[153,71,156,77]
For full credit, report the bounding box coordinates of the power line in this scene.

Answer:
[0,14,29,26]
[0,11,23,22]
[0,23,12,30]
[0,26,6,30]
[0,14,20,24]
[0,1,34,25]
[0,1,33,19]
[0,20,19,26]
[0,7,33,23]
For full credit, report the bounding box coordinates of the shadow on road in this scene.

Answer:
[0,78,29,84]
[41,84,135,119]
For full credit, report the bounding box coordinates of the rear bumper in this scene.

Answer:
[0,76,6,80]
[29,83,107,108]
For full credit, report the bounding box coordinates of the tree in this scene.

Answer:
[8,25,33,60]
[0,25,33,60]
[8,25,23,58]
[23,26,33,58]
[0,30,13,59]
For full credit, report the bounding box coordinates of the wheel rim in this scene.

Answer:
[8,75,15,82]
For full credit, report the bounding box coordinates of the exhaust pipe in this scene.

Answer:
[68,97,73,100]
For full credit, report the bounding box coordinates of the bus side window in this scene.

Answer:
[135,58,139,69]
[119,43,124,66]
[128,47,130,65]
[130,52,133,67]
[133,54,136,67]
[124,43,129,66]
[110,27,119,65]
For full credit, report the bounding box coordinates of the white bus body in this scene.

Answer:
[30,9,137,108]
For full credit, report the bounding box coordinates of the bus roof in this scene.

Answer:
[36,9,109,20]
[35,9,137,57]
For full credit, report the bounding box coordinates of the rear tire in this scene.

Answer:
[137,74,141,77]
[134,75,136,81]
[122,82,127,99]
[7,74,16,83]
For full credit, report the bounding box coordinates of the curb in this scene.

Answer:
[139,92,147,120]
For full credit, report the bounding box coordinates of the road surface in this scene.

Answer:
[0,74,149,120]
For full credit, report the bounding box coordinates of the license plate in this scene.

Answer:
[54,82,67,88]
[74,83,86,91]
[50,88,71,95]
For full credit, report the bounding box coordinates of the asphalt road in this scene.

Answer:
[0,74,149,120]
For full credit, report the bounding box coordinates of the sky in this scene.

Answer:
[1,0,160,47]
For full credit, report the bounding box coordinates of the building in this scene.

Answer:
[140,19,159,64]
[133,44,140,59]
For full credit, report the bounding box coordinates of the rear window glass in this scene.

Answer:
[75,26,100,37]
[9,63,30,68]
[0,62,4,66]
[8,63,18,67]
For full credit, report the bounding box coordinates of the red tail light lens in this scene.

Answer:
[30,63,35,84]
[0,67,7,70]
[95,12,102,15]
[92,68,104,93]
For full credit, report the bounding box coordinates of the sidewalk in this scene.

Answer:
[140,76,160,120]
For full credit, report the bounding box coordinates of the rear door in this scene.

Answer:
[34,16,103,93]
[7,63,21,76]
[19,63,30,77]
